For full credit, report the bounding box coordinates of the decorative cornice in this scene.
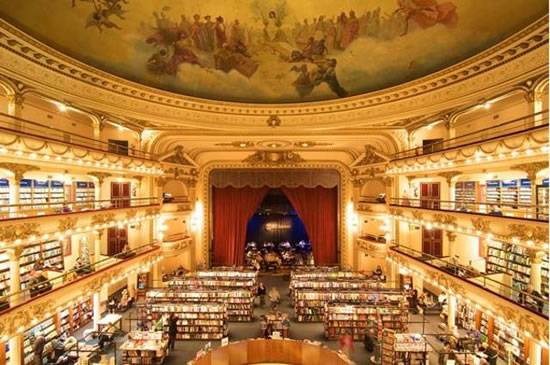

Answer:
[125,209,138,220]
[242,151,305,166]
[0,16,546,129]
[411,210,424,220]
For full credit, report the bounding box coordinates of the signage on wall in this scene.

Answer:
[265,222,291,231]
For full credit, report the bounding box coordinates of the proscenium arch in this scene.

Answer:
[195,161,353,269]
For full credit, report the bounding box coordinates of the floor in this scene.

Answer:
[77,274,505,364]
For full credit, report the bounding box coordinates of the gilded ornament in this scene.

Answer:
[437,171,462,185]
[357,145,386,166]
[0,222,40,242]
[0,163,40,183]
[87,171,112,185]
[433,214,457,226]
[163,146,189,165]
[507,224,548,245]
[176,204,192,212]
[57,217,78,232]
[470,217,492,233]
[91,212,116,226]
[510,161,549,181]
[411,210,424,220]
[125,209,137,220]
[243,151,305,166]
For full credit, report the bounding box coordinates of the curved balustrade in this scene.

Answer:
[0,242,159,313]
[0,197,159,220]
[0,111,157,160]
[391,110,549,160]
[390,197,548,221]
[389,245,548,318]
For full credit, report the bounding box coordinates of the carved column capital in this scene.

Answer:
[6,93,24,106]
[437,171,462,185]
[524,90,544,103]
[0,163,40,183]
[87,171,112,185]
[511,162,549,182]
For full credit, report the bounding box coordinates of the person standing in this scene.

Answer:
[167,313,177,351]
[33,331,46,365]
[339,331,354,356]
[257,282,266,307]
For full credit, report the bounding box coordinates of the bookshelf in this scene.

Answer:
[393,333,430,365]
[148,303,228,340]
[23,316,58,365]
[381,329,395,365]
[195,269,257,280]
[169,276,257,294]
[487,240,549,299]
[294,290,406,322]
[456,302,476,331]
[455,181,477,210]
[493,321,525,365]
[290,270,362,281]
[19,179,67,212]
[74,181,95,208]
[0,252,9,298]
[0,179,9,214]
[324,303,408,340]
[20,241,64,290]
[147,289,254,321]
[120,331,169,365]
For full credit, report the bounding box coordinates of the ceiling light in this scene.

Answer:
[58,103,67,112]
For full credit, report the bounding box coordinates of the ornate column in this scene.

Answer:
[132,176,143,200]
[528,342,541,365]
[92,230,103,264]
[7,247,22,306]
[6,93,24,130]
[447,294,457,332]
[8,336,22,365]
[0,163,40,216]
[87,172,112,201]
[93,292,101,331]
[511,162,548,217]
[438,171,462,205]
[525,90,544,127]
[528,249,544,292]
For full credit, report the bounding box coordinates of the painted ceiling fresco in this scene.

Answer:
[0,0,547,103]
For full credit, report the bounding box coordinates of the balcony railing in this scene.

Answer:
[0,111,158,160]
[358,195,387,204]
[391,110,549,160]
[0,242,159,313]
[390,245,548,318]
[0,197,159,220]
[390,197,548,222]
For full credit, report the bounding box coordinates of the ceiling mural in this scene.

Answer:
[0,0,546,103]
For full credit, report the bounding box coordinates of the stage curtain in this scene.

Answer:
[281,186,338,265]
[212,186,270,266]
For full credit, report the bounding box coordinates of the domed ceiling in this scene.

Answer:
[0,0,547,104]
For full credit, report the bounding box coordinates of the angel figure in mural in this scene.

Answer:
[263,11,287,42]
[291,58,347,98]
[394,0,458,36]
[85,0,127,32]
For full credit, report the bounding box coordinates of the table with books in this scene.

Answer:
[120,331,169,365]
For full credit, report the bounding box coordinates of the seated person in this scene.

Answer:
[488,205,503,216]
[424,294,435,308]
[373,265,383,277]
[376,193,386,203]
[175,265,186,276]
[107,298,117,313]
[117,290,130,311]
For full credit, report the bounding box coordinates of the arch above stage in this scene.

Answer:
[210,169,340,189]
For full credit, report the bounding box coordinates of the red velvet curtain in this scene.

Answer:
[212,186,269,266]
[280,186,338,265]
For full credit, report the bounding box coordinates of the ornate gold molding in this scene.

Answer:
[91,212,116,226]
[266,115,282,128]
[492,303,549,344]
[87,171,112,185]
[389,208,403,216]
[508,224,548,245]
[470,217,492,234]
[356,145,386,166]
[242,151,305,166]
[0,298,56,338]
[0,163,40,183]
[411,210,424,220]
[437,171,462,185]
[57,217,78,232]
[146,208,160,216]
[425,269,467,297]
[163,146,188,165]
[510,161,549,181]
[357,238,387,259]
[176,203,192,212]
[125,209,137,220]
[0,222,40,242]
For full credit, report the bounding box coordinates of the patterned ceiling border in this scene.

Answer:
[0,17,547,129]
[198,162,352,267]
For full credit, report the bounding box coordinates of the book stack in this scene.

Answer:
[120,331,169,365]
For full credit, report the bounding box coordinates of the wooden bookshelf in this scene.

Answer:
[147,303,228,340]
[120,331,169,365]
[147,288,254,322]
